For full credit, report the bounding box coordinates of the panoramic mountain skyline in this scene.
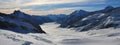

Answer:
[1,0,120,45]
[0,0,120,15]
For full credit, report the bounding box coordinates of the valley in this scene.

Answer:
[0,23,120,45]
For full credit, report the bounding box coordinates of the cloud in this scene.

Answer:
[22,0,107,7]
[0,0,120,15]
[0,0,106,9]
[21,8,75,15]
[23,0,87,6]
[21,1,107,11]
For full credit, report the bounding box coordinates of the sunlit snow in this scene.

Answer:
[0,22,120,45]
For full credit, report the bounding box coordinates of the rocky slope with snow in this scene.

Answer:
[0,10,67,33]
[60,10,90,28]
[0,11,46,33]
[60,6,120,31]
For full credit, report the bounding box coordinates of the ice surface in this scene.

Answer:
[0,22,120,45]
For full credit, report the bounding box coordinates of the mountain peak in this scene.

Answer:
[76,10,88,13]
[13,10,23,14]
[11,10,28,18]
[105,6,114,10]
[71,9,89,15]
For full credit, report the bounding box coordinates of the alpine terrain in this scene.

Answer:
[0,6,120,45]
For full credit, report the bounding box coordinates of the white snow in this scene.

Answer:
[0,22,120,45]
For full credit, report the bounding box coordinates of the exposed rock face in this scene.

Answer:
[0,10,67,34]
[60,10,90,28]
[60,6,120,31]
[0,11,46,34]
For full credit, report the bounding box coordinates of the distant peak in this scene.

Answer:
[76,10,87,12]
[13,10,22,13]
[15,10,20,11]
[74,9,88,14]
[105,6,114,9]
[12,10,26,16]
[70,9,89,16]
[12,10,26,15]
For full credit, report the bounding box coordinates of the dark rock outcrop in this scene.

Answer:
[0,11,46,34]
[60,6,120,31]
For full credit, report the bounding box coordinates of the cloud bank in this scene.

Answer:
[0,0,120,15]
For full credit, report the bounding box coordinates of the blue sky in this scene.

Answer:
[0,0,120,15]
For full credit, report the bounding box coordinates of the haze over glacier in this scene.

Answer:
[1,23,120,45]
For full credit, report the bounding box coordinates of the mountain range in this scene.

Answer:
[0,10,67,33]
[60,6,120,31]
[0,6,120,33]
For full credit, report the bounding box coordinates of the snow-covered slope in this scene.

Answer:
[0,29,53,45]
[60,6,120,31]
[1,23,120,45]
[60,10,90,28]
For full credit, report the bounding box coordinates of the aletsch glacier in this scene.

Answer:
[1,23,120,45]
[0,6,120,45]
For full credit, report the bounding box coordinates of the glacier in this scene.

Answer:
[0,23,120,45]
